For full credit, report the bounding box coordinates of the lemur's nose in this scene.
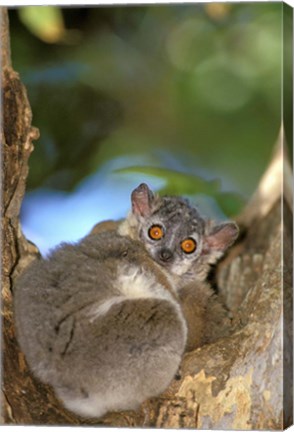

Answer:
[159,248,173,262]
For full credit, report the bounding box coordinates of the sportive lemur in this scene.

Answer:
[14,183,239,418]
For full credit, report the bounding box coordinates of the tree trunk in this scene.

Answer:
[1,8,292,429]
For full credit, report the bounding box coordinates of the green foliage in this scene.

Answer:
[115,166,244,216]
[18,6,65,43]
[9,3,286,211]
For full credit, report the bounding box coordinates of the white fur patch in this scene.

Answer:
[171,260,193,277]
[117,213,137,239]
[88,296,125,323]
[116,264,176,303]
[88,265,177,322]
[117,265,187,341]
[59,387,142,419]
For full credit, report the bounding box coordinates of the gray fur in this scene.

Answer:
[14,232,187,418]
[120,183,239,288]
[119,183,239,349]
[14,183,238,418]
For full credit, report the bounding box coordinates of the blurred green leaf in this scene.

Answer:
[115,165,244,216]
[115,165,220,194]
[10,4,284,202]
[214,192,245,216]
[18,6,65,43]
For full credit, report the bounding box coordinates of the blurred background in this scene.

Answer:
[8,3,291,255]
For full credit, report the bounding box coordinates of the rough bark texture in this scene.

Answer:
[1,8,293,429]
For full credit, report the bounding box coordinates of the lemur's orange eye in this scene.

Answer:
[148,225,164,241]
[181,238,197,254]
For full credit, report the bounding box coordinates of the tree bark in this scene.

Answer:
[1,8,292,428]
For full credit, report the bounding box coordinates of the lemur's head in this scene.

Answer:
[119,183,239,284]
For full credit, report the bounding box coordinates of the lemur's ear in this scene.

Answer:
[203,222,239,255]
[131,183,154,217]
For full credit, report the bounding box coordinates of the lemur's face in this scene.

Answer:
[136,197,204,277]
[129,183,239,280]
